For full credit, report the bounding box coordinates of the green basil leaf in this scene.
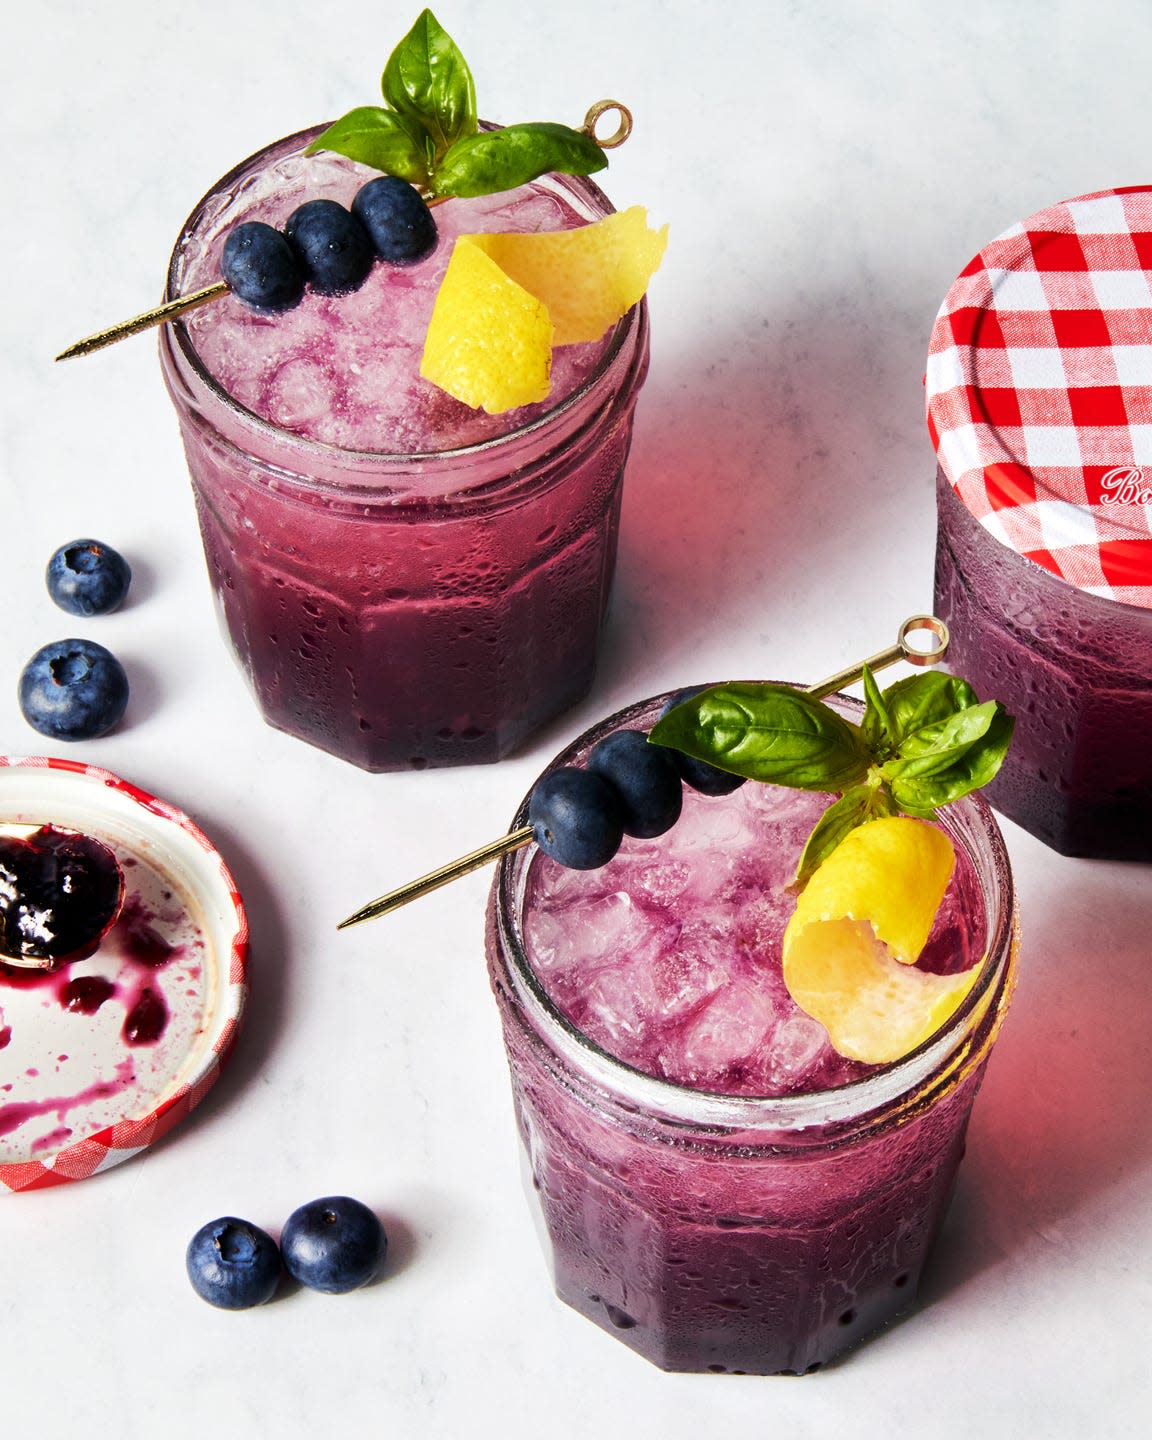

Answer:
[885,701,999,781]
[648,683,871,792]
[432,122,607,199]
[860,663,894,755]
[382,8,477,155]
[885,704,1015,815]
[306,107,431,187]
[879,671,980,749]
[793,783,899,888]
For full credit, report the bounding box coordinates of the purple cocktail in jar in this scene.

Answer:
[159,132,649,771]
[927,188,1152,858]
[485,692,1017,1374]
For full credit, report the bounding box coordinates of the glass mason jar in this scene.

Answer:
[485,693,1019,1375]
[934,469,1152,859]
[159,127,651,771]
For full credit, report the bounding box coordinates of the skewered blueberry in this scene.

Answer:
[284,199,375,296]
[46,539,132,617]
[186,1217,282,1310]
[0,827,124,966]
[352,176,438,263]
[280,1196,387,1294]
[221,221,305,311]
[529,767,624,869]
[656,688,746,797]
[19,638,129,741]
[588,729,682,838]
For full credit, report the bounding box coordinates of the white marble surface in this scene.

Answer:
[3,1,1150,1434]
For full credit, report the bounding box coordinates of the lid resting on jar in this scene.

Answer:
[926,187,1152,608]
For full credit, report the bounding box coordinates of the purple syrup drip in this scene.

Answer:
[1,885,182,1057]
[115,895,181,969]
[57,975,118,1015]
[0,1059,136,1139]
[33,1125,73,1153]
[122,986,168,1046]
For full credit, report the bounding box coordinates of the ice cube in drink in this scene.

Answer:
[160,128,651,770]
[486,692,1017,1374]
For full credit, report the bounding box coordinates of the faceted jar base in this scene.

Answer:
[521,1109,972,1375]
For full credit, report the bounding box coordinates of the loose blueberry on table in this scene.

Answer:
[45,539,132,617]
[0,826,124,967]
[280,1196,387,1294]
[18,638,129,741]
[186,1217,282,1310]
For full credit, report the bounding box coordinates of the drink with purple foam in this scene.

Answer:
[486,692,1017,1374]
[160,128,649,770]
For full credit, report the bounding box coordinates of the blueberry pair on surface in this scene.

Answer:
[186,1197,387,1310]
[19,539,133,742]
[221,176,438,311]
[527,689,746,871]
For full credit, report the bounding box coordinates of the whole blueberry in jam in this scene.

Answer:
[19,638,129,741]
[46,539,132,616]
[0,827,124,966]
[280,1196,387,1294]
[352,176,438,264]
[186,1217,282,1310]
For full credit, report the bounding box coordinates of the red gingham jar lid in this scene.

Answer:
[926,186,1152,608]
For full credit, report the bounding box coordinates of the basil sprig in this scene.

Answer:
[648,669,1014,887]
[306,9,608,199]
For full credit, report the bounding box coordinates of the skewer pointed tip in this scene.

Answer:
[53,279,230,362]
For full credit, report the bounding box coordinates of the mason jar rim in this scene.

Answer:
[491,688,1019,1137]
[163,122,637,472]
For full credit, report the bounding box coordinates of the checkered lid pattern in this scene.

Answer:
[0,756,248,1195]
[926,186,1152,608]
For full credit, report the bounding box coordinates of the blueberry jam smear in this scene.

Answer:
[0,827,124,966]
[122,986,168,1046]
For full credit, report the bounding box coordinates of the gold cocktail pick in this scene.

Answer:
[336,614,950,932]
[55,282,230,362]
[54,102,634,363]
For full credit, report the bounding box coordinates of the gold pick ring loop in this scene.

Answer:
[582,100,633,149]
[898,614,950,667]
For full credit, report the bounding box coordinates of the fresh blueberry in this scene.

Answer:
[529,767,624,869]
[352,176,438,264]
[656,688,746,797]
[45,538,131,617]
[284,199,375,296]
[280,1196,387,1294]
[186,1217,282,1310]
[18,639,129,741]
[221,221,305,311]
[588,729,683,839]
